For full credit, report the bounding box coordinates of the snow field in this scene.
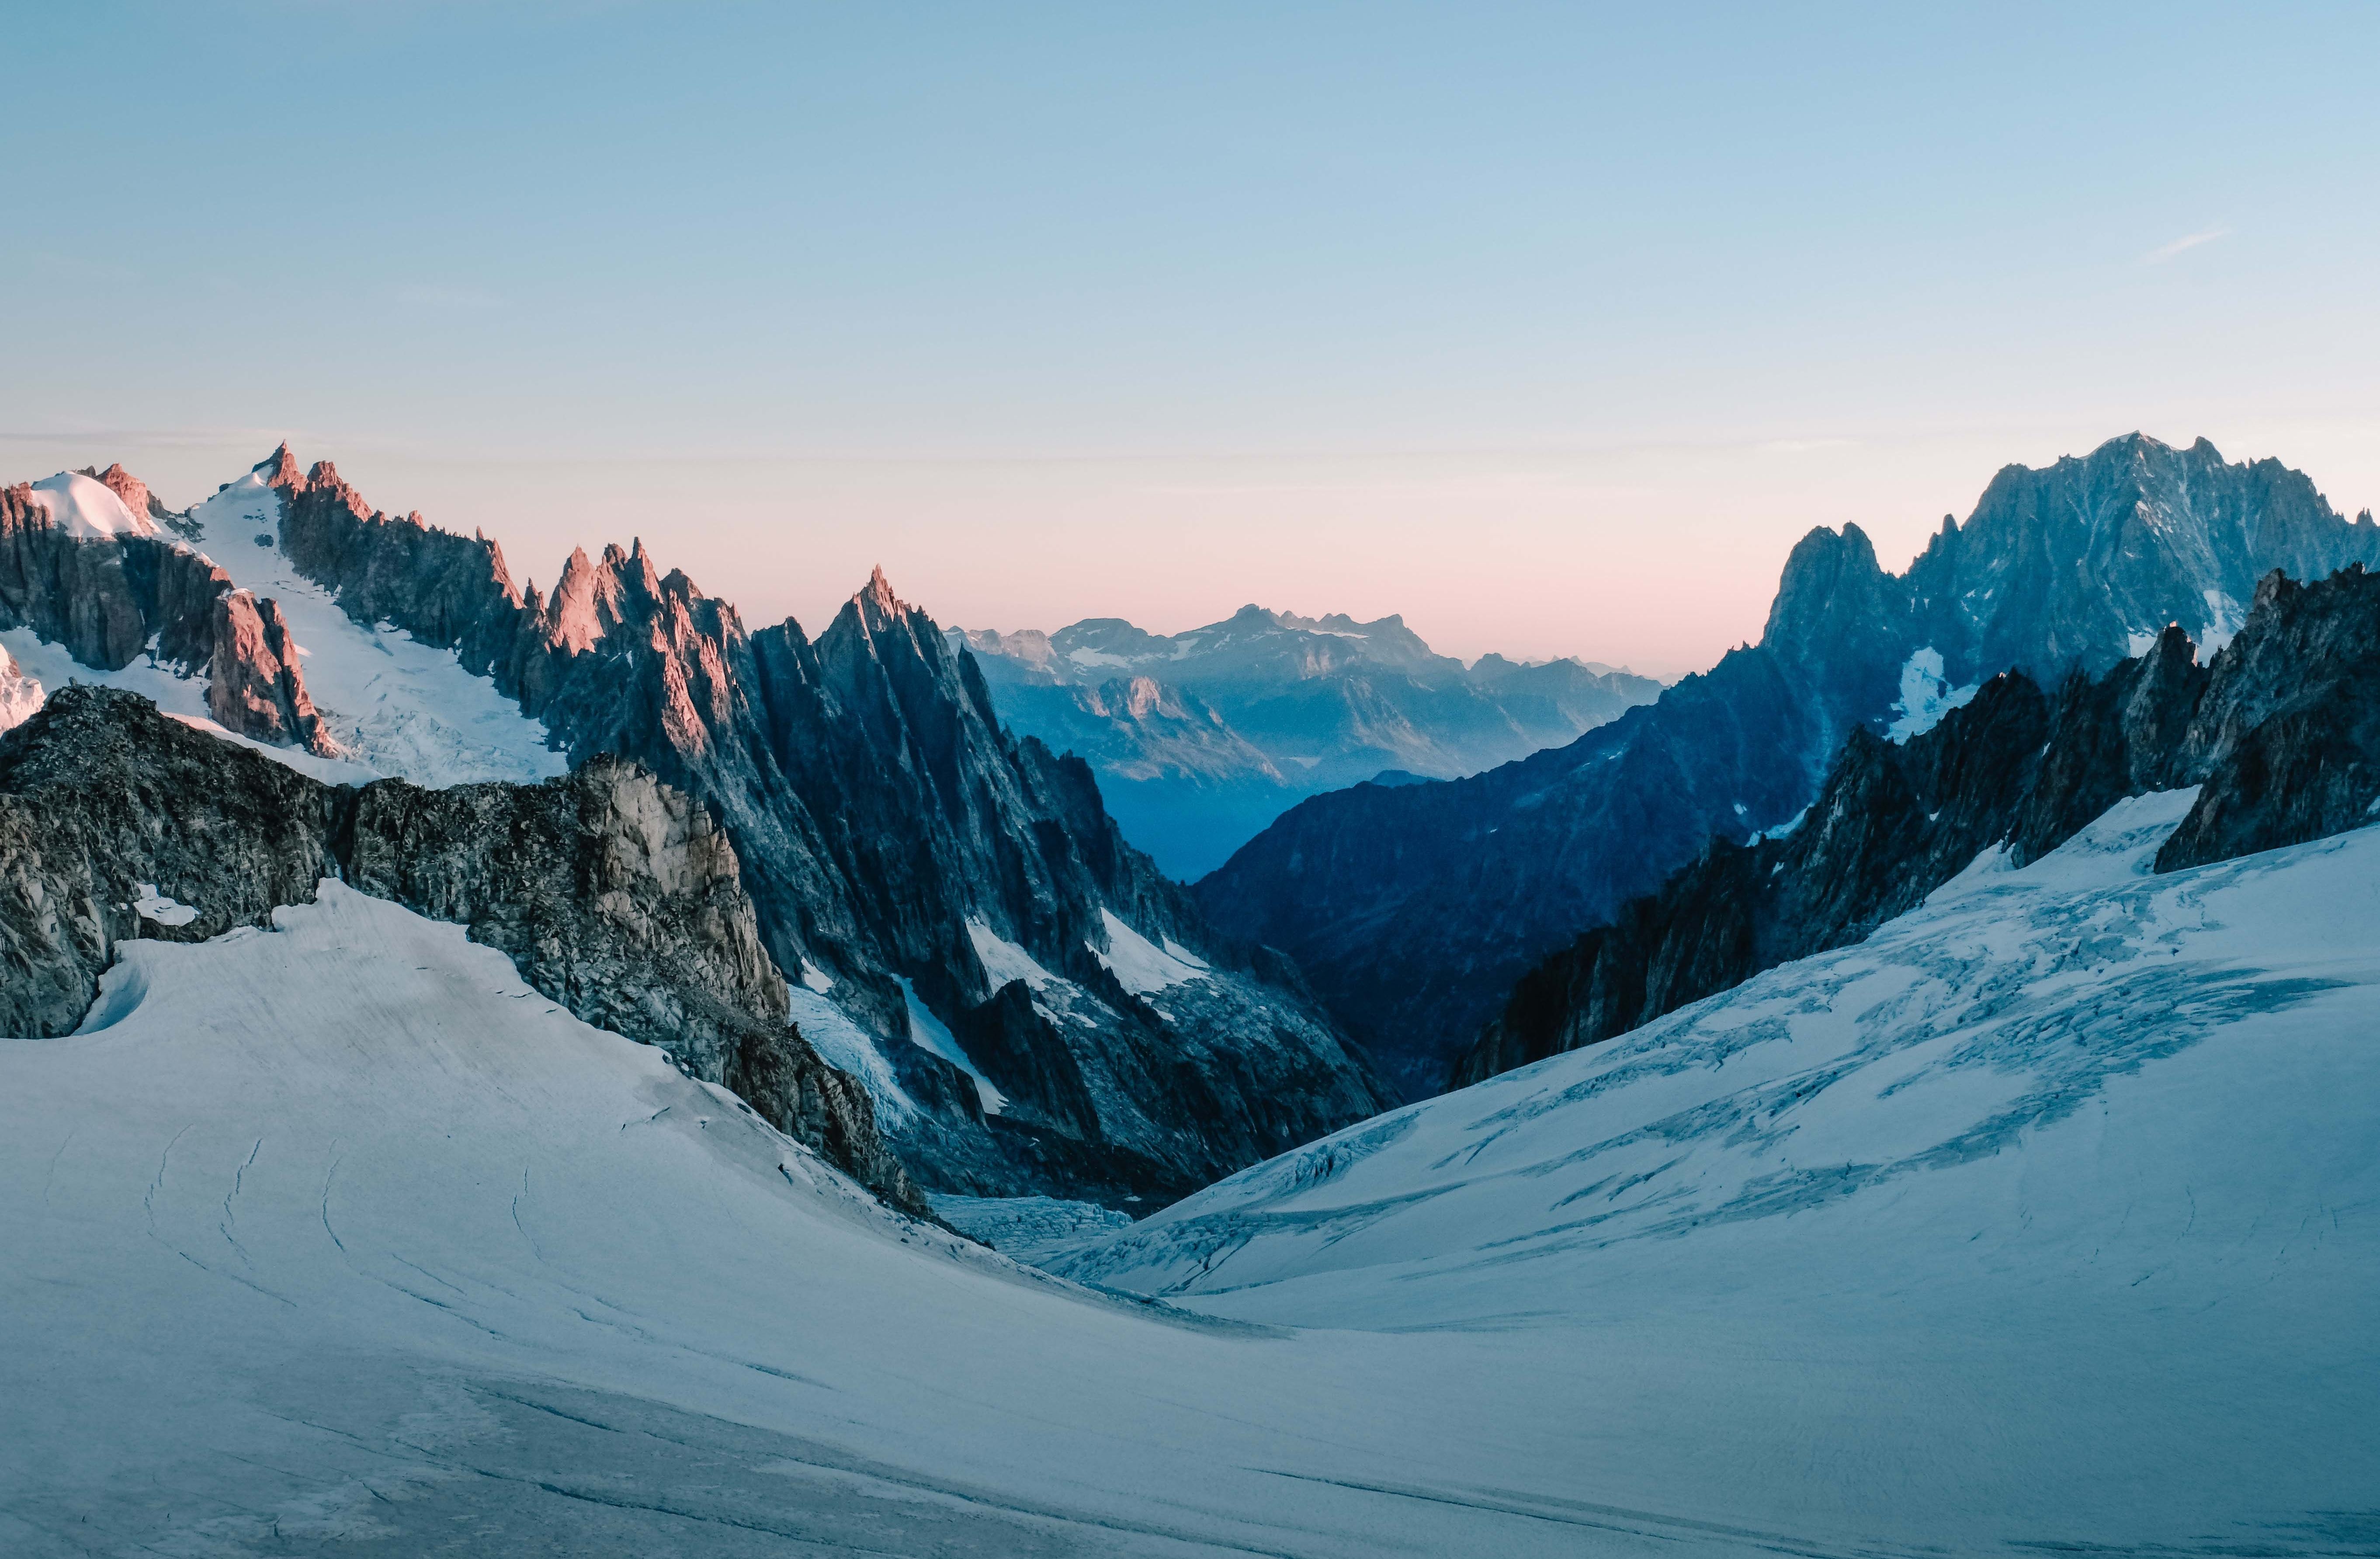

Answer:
[1055,792,2380,1550]
[4,884,1780,1557]
[3,737,2377,1552]
[184,473,569,788]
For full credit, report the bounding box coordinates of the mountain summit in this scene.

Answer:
[1195,434,2380,1096]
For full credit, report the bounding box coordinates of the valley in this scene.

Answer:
[4,435,2377,1558]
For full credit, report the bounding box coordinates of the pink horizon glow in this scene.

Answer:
[10,420,2375,684]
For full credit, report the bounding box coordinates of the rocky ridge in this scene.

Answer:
[1453,562,2380,1087]
[0,686,923,1212]
[215,449,1388,1202]
[1197,433,2380,1097]
[0,474,333,753]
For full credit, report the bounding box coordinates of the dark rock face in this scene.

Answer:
[252,455,1389,1203]
[1199,434,2380,1098]
[0,687,923,1214]
[0,476,339,754]
[0,483,158,672]
[0,687,339,1037]
[2156,569,2380,869]
[956,609,1664,879]
[1454,564,2380,1088]
[1902,437,2380,679]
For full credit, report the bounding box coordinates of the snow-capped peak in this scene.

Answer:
[25,471,155,542]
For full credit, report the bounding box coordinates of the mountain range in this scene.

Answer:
[1454,557,2380,1086]
[1194,433,2380,1097]
[953,607,1661,877]
[12,549,2377,1553]
[9,431,2380,1553]
[0,449,1391,1210]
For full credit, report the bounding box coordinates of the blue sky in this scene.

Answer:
[6,2,2376,673]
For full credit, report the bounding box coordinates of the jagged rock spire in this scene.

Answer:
[254,442,305,490]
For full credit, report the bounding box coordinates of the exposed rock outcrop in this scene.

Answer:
[206,590,330,750]
[1453,563,2380,1088]
[0,686,923,1214]
[2156,568,2380,869]
[1201,434,2380,1097]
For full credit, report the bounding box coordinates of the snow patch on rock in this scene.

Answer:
[967,918,1056,992]
[899,976,1006,1114]
[1093,908,1207,995]
[0,644,44,733]
[131,882,198,927]
[1886,645,1979,742]
[785,983,916,1126]
[2200,588,2247,654]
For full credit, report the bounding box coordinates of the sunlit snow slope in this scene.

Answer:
[3,466,565,785]
[1060,792,2380,1550]
[183,472,568,786]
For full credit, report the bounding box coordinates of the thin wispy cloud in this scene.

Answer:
[2144,226,2233,264]
[393,283,508,310]
[1756,437,1861,455]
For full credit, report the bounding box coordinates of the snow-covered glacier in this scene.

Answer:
[4,794,2377,1555]
[1055,791,2380,1549]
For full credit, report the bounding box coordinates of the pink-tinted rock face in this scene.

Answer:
[206,590,332,753]
[0,462,340,757]
[258,450,1392,1203]
[80,463,163,529]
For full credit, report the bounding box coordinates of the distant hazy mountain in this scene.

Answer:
[952,606,1662,876]
[1195,433,2380,1097]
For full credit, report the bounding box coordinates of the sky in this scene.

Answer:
[4,2,2376,678]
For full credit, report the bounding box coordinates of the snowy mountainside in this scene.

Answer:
[0,459,566,787]
[1455,558,2380,1090]
[0,684,919,1209]
[0,886,1821,1557]
[8,831,2376,1555]
[177,471,568,786]
[1064,790,2380,1321]
[1051,795,2380,1542]
[1197,431,2380,1097]
[24,471,154,541]
[3,450,1390,1207]
[0,627,375,785]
